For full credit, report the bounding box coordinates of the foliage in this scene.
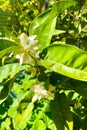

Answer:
[0,0,40,36]
[0,0,87,130]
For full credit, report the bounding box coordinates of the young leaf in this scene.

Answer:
[39,44,87,81]
[51,93,73,130]
[29,0,76,51]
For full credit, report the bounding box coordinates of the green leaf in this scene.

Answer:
[31,99,57,130]
[30,119,46,130]
[0,46,20,58]
[0,63,30,104]
[0,39,16,51]
[29,9,51,35]
[29,9,56,51]
[53,29,65,35]
[42,112,57,130]
[51,93,73,130]
[52,0,76,17]
[29,0,76,51]
[0,117,11,130]
[39,44,87,81]
[0,63,30,83]
[0,77,15,104]
[14,102,34,130]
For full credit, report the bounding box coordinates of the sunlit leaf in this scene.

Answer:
[0,63,30,104]
[0,46,20,58]
[0,63,30,83]
[0,77,15,104]
[53,29,65,35]
[30,119,46,130]
[29,0,76,51]
[42,112,57,130]
[39,44,87,81]
[29,9,56,51]
[14,102,34,130]
[0,117,11,130]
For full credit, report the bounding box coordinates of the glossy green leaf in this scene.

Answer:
[51,93,73,130]
[0,39,16,51]
[39,44,87,81]
[29,9,56,51]
[29,9,51,35]
[29,0,76,51]
[0,63,30,83]
[0,77,15,104]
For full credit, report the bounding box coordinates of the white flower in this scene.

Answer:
[20,33,37,49]
[31,84,47,102]
[9,52,13,58]
[16,33,38,65]
[28,35,37,45]
[16,54,24,65]
[31,83,54,102]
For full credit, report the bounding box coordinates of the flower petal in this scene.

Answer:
[32,94,38,102]
[16,54,24,65]
[28,35,37,42]
[20,33,29,49]
[28,35,38,45]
